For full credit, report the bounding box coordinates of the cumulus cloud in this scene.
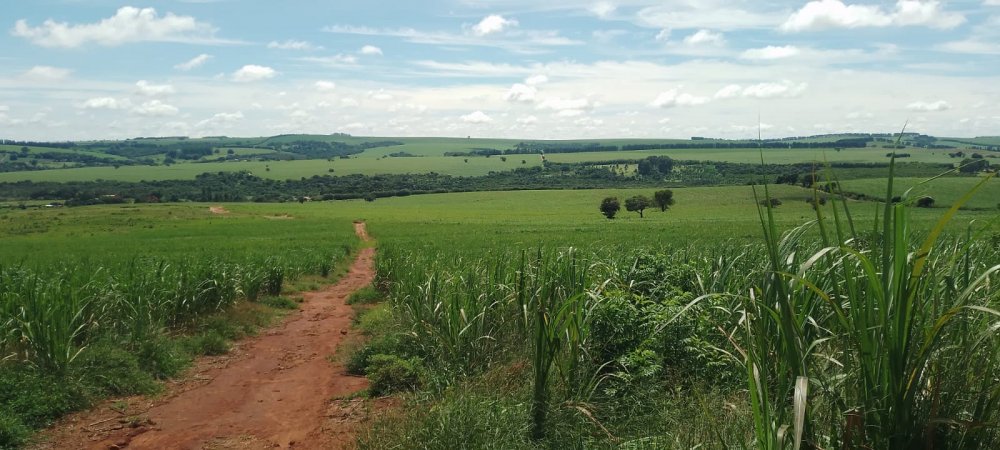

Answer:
[650,89,710,108]
[22,65,71,81]
[537,97,593,117]
[267,40,321,50]
[196,111,244,128]
[907,100,951,111]
[743,81,808,98]
[174,53,211,70]
[655,28,672,42]
[714,84,743,99]
[517,115,539,124]
[461,110,493,123]
[299,54,359,66]
[781,0,965,32]
[472,15,518,36]
[12,6,222,48]
[368,89,394,101]
[713,81,807,99]
[314,80,336,92]
[682,29,725,46]
[135,80,175,96]
[740,45,801,60]
[232,65,276,82]
[80,97,127,110]
[133,100,179,116]
[589,2,617,18]
[525,74,549,85]
[505,83,537,103]
[359,45,383,55]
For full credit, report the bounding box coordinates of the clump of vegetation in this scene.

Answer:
[599,197,620,219]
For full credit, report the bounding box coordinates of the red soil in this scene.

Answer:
[36,223,377,450]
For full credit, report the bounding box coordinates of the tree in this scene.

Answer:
[653,189,675,212]
[959,158,989,174]
[600,197,620,219]
[625,195,651,218]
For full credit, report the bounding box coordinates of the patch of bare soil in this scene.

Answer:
[208,206,229,215]
[35,223,378,450]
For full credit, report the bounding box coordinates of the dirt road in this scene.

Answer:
[40,222,376,450]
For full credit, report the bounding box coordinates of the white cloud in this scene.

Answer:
[0,105,8,112]
[368,89,394,101]
[525,74,549,85]
[12,6,223,48]
[742,81,808,98]
[655,28,671,42]
[174,53,211,70]
[936,39,1000,55]
[133,100,179,117]
[314,80,336,92]
[589,2,617,18]
[846,111,875,119]
[461,110,493,123]
[232,65,276,82]
[907,100,951,111]
[22,65,71,81]
[714,84,743,99]
[537,97,592,112]
[472,15,518,36]
[299,54,359,66]
[682,29,725,46]
[360,45,383,55]
[781,0,965,32]
[80,97,127,110]
[650,89,711,108]
[196,111,244,128]
[986,0,1000,5]
[637,5,780,31]
[505,83,537,103]
[517,115,538,124]
[267,40,321,50]
[135,80,175,96]
[740,45,801,60]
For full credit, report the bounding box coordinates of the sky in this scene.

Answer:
[1,0,999,141]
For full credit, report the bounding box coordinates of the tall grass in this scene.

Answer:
[737,155,1000,448]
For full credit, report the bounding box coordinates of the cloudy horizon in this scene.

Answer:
[1,0,998,141]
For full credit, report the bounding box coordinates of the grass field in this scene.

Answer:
[2,180,999,448]
[0,132,980,184]
[838,175,1000,209]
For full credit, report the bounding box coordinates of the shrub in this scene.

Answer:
[366,354,424,396]
[916,196,935,208]
[72,342,159,397]
[347,285,382,305]
[759,198,781,207]
[0,409,29,449]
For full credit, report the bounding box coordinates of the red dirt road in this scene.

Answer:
[41,222,376,450]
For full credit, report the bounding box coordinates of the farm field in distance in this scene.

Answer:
[1,133,998,449]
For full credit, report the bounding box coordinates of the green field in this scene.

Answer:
[838,175,1000,209]
[4,132,990,184]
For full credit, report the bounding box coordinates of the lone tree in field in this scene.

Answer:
[600,197,620,219]
[625,195,651,218]
[653,189,675,211]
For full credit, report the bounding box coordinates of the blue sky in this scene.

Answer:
[1,0,998,140]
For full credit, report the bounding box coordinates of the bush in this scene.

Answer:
[0,367,88,429]
[184,331,229,356]
[916,196,935,208]
[0,409,29,449]
[136,336,190,379]
[260,295,300,310]
[72,342,159,397]
[759,198,782,207]
[366,354,424,396]
[347,285,382,305]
